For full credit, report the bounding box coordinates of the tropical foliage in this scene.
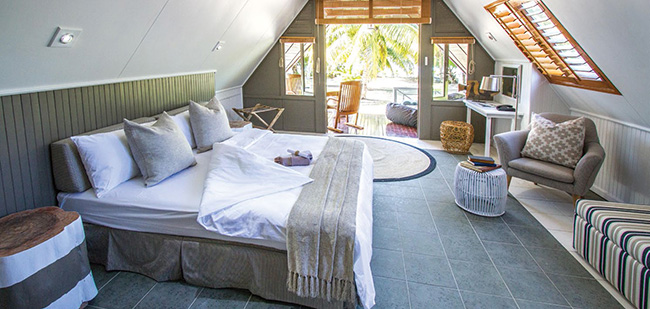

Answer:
[326,24,418,82]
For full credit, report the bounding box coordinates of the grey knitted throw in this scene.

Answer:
[286,137,365,303]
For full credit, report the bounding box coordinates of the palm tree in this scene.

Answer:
[326,24,418,83]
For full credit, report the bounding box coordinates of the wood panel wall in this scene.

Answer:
[0,72,215,217]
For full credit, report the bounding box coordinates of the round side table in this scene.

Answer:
[453,163,508,217]
[0,207,97,308]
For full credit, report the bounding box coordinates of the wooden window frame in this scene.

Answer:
[431,37,475,99]
[316,0,431,24]
[281,37,316,96]
[485,0,620,95]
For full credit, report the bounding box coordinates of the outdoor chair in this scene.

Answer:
[327,80,363,133]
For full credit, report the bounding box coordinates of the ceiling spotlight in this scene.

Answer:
[59,33,74,44]
[48,27,82,48]
[487,32,497,42]
[212,41,225,52]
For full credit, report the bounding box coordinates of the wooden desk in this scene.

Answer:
[0,207,97,308]
[232,104,284,132]
[463,100,520,157]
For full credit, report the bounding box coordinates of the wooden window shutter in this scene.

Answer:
[485,0,620,95]
[280,37,316,44]
[430,37,476,45]
[316,0,431,24]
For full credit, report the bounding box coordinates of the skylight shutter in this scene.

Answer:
[316,0,431,24]
[485,0,620,94]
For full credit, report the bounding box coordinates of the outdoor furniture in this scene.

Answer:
[454,163,507,217]
[574,199,650,308]
[440,120,474,154]
[232,104,284,132]
[0,207,97,308]
[385,103,417,127]
[493,113,604,204]
[327,80,363,133]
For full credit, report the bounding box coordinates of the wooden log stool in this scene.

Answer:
[0,207,97,308]
[440,120,474,154]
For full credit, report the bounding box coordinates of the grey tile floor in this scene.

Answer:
[87,150,622,309]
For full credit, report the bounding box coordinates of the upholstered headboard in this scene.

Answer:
[50,117,156,193]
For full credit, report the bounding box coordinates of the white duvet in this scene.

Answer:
[197,129,375,308]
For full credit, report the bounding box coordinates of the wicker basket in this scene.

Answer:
[440,121,474,154]
[454,163,507,217]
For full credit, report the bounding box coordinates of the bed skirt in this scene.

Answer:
[84,223,351,308]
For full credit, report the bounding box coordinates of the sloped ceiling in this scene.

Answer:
[444,0,650,128]
[0,0,307,95]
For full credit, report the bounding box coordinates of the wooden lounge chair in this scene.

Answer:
[327,80,364,133]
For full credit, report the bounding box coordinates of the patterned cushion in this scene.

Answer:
[576,200,650,269]
[521,114,585,168]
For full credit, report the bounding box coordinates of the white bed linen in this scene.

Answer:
[59,129,375,308]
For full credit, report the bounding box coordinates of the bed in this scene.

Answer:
[52,116,375,308]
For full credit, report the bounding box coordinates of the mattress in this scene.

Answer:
[58,130,375,308]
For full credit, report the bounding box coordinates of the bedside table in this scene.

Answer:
[0,207,97,308]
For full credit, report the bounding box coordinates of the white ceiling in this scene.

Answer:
[443,0,650,128]
[1,0,647,128]
[0,0,307,95]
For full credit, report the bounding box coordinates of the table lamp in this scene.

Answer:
[480,74,520,130]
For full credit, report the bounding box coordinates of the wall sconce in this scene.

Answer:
[48,27,82,48]
[212,41,225,52]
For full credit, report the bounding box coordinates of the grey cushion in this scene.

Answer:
[124,112,196,187]
[509,157,575,183]
[51,117,155,193]
[385,103,417,127]
[189,98,234,152]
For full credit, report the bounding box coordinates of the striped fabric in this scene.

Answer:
[576,200,650,269]
[574,200,650,309]
[0,215,98,309]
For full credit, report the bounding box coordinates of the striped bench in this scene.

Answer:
[574,200,650,309]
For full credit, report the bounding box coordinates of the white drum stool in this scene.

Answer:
[454,163,508,217]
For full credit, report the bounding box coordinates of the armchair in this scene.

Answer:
[494,113,605,204]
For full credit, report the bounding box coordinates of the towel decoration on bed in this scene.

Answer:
[274,149,313,166]
[286,137,364,303]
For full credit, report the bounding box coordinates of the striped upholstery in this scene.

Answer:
[576,200,650,269]
[574,200,650,309]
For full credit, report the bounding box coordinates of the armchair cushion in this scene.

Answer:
[521,114,585,168]
[509,158,575,183]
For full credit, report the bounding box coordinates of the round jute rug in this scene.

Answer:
[337,136,436,182]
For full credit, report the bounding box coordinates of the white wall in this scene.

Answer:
[572,109,650,204]
[215,86,243,121]
[0,0,307,95]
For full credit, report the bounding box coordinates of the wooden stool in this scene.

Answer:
[0,207,97,308]
[440,121,474,154]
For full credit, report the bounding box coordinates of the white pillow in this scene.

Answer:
[171,110,196,148]
[71,130,140,198]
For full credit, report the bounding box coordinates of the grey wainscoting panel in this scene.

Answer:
[283,99,316,132]
[0,72,215,217]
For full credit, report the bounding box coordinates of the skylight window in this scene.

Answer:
[485,0,620,94]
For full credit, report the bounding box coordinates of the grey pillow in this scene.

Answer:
[189,97,234,152]
[124,112,197,187]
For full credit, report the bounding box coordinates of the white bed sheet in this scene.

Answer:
[58,130,375,308]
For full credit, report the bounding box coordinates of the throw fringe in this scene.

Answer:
[287,271,357,303]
